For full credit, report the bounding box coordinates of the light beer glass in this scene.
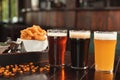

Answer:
[47,29,67,67]
[94,31,117,72]
[69,30,90,69]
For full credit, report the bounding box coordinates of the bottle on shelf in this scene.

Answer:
[51,0,66,8]
[76,0,88,8]
[31,0,39,10]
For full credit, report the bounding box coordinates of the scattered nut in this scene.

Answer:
[0,62,49,78]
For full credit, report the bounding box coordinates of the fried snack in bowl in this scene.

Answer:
[19,25,48,52]
[20,25,47,41]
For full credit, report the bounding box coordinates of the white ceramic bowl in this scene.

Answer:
[17,38,48,52]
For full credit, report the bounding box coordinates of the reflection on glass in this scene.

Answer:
[75,70,88,80]
[94,71,113,80]
[59,68,65,80]
[76,71,80,80]
[51,68,65,80]
[75,71,83,80]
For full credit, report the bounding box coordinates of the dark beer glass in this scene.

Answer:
[47,29,67,67]
[69,30,90,69]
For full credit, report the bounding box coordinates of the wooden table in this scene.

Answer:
[0,51,119,80]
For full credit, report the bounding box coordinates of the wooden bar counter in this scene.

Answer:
[0,51,119,80]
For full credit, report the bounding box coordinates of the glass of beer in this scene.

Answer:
[47,29,67,67]
[69,30,90,69]
[94,31,117,72]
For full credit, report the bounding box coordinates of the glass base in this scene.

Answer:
[49,64,65,68]
[71,66,88,69]
[95,69,113,73]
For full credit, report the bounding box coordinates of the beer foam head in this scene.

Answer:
[47,29,67,37]
[94,31,117,40]
[69,30,90,39]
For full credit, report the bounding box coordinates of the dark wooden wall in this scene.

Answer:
[25,11,76,29]
[19,0,120,31]
[24,10,120,31]
[76,10,120,31]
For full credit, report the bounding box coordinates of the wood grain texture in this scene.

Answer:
[108,11,120,31]
[25,10,120,31]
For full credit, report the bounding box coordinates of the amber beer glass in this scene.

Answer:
[69,30,90,69]
[94,31,117,72]
[47,29,67,67]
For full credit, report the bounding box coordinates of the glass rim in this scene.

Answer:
[47,29,67,32]
[47,29,67,36]
[94,31,117,34]
[69,30,91,35]
[94,31,117,40]
[69,30,91,39]
[69,30,90,32]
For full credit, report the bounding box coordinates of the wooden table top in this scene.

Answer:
[0,51,119,80]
